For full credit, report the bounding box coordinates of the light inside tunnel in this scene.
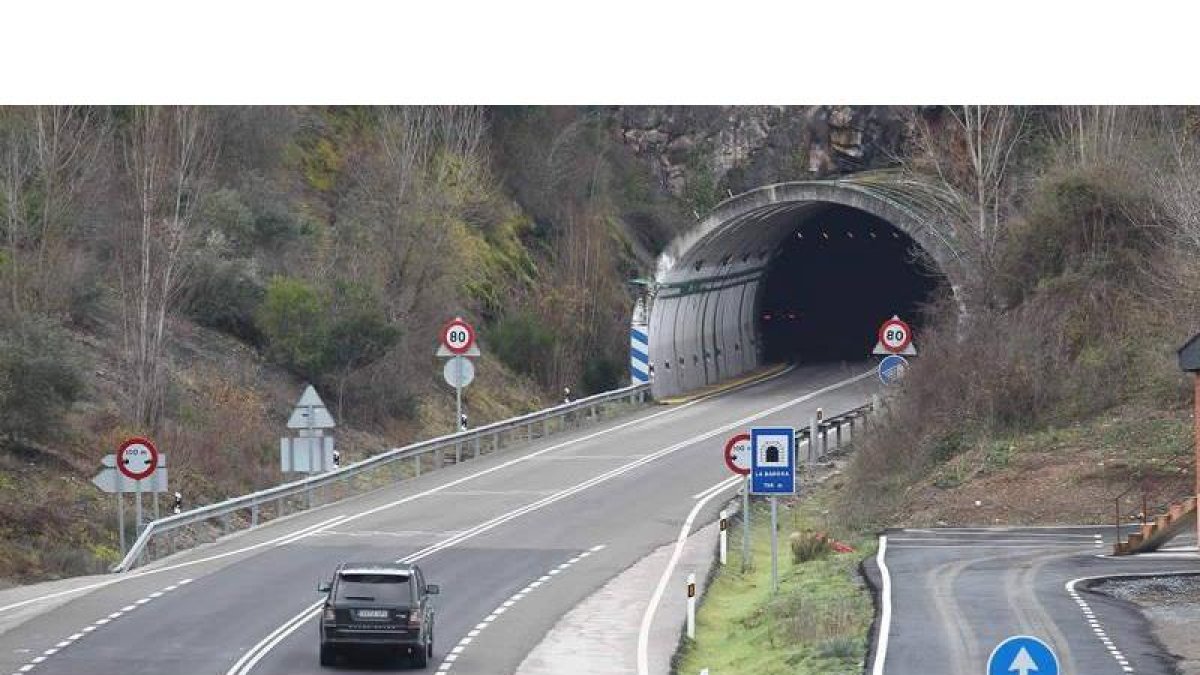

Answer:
[758,205,946,362]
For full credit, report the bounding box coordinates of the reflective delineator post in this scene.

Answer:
[686,572,696,640]
[719,509,728,565]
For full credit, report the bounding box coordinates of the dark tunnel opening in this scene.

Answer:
[759,204,946,363]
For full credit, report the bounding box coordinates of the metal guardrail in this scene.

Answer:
[796,401,874,463]
[115,383,651,572]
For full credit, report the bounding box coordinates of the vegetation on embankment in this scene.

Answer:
[675,494,874,675]
[835,107,1200,528]
[0,106,691,583]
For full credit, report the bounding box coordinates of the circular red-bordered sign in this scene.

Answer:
[724,433,751,476]
[441,317,476,355]
[878,317,913,354]
[118,437,159,481]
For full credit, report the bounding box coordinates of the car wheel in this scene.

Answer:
[411,644,428,669]
[319,643,335,667]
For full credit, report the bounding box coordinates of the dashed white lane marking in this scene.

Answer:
[1065,577,1133,673]
[438,545,606,674]
[9,579,191,675]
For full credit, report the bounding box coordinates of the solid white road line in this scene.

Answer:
[872,535,891,675]
[636,475,742,675]
[691,475,742,501]
[228,368,871,675]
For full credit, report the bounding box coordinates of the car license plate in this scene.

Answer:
[355,609,389,620]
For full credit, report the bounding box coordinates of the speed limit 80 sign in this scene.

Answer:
[441,317,476,355]
[878,317,912,354]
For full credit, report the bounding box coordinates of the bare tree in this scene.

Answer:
[117,106,216,428]
[1053,106,1148,168]
[0,106,103,318]
[904,105,1029,307]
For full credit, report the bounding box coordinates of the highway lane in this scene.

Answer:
[870,527,1200,675]
[0,362,875,675]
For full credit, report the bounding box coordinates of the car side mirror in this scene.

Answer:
[317,581,331,593]
[425,584,440,595]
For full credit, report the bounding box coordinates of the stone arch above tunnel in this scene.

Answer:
[645,177,962,398]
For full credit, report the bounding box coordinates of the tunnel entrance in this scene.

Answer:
[758,204,945,363]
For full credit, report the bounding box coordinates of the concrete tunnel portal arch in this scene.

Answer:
[644,179,963,398]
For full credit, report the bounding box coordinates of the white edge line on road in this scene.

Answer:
[636,475,743,675]
[691,476,742,501]
[228,367,870,675]
[872,535,891,675]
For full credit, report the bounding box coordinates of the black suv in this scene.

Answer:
[318,562,439,668]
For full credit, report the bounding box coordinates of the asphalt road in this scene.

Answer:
[868,526,1200,675]
[0,362,876,675]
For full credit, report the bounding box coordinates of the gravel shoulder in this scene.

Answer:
[1093,573,1200,675]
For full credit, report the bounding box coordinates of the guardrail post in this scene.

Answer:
[544,417,551,438]
[809,415,818,463]
[251,500,259,527]
[455,440,462,464]
[526,424,532,442]
[835,421,843,450]
[277,496,285,518]
[473,435,481,459]
[414,453,422,477]
[492,431,500,454]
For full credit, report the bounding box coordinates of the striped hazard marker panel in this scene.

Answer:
[630,327,650,383]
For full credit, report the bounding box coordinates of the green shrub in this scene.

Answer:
[491,311,555,383]
[582,356,623,394]
[255,277,398,382]
[0,318,84,444]
[789,531,832,564]
[184,258,264,345]
[255,277,328,377]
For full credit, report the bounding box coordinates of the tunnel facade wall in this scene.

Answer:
[646,179,961,399]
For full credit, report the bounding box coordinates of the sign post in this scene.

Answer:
[723,433,752,571]
[95,448,168,555]
[750,427,796,594]
[439,317,478,433]
[117,437,159,535]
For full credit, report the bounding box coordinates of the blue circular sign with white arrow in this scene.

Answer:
[878,355,908,386]
[987,636,1059,675]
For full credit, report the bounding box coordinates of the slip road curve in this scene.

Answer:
[867,527,1200,675]
[0,362,876,675]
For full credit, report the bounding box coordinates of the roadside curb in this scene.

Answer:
[656,363,793,406]
[860,532,891,675]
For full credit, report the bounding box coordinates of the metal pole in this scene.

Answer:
[135,476,143,535]
[153,488,160,522]
[117,471,126,556]
[455,358,463,434]
[742,476,750,572]
[770,496,779,593]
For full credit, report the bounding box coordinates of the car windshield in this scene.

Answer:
[334,573,414,605]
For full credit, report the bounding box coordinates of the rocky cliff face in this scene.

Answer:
[615,106,908,200]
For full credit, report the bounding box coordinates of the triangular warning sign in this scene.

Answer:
[287,385,336,429]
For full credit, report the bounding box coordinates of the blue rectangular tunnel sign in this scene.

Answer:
[750,427,795,495]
